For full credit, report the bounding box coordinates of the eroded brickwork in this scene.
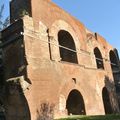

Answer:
[0,0,120,120]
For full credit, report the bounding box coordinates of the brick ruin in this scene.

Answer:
[0,0,120,120]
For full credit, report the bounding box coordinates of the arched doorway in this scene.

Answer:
[102,87,113,114]
[94,47,104,69]
[58,30,78,64]
[66,89,86,115]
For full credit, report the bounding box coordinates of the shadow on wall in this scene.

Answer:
[36,103,54,120]
[103,75,120,114]
[0,20,32,120]
[5,40,31,119]
[0,99,6,120]
[5,82,31,120]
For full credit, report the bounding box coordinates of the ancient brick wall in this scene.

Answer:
[1,0,120,120]
[22,14,119,120]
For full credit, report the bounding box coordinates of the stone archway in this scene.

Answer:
[66,89,86,115]
[102,87,113,114]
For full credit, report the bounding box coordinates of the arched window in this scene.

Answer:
[109,50,120,93]
[109,50,119,70]
[58,30,78,64]
[94,47,104,69]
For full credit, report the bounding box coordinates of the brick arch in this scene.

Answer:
[109,50,120,93]
[92,42,105,56]
[49,20,81,63]
[58,30,78,63]
[94,47,104,69]
[104,48,119,65]
[86,38,106,69]
[109,50,119,67]
[58,80,87,115]
[66,89,86,115]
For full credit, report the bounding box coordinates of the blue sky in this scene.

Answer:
[0,0,9,21]
[52,0,120,55]
[0,0,120,55]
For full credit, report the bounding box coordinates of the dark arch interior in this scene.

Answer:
[110,50,119,70]
[94,47,104,69]
[102,87,113,114]
[114,49,120,61]
[66,89,86,115]
[58,30,78,64]
[109,50,120,93]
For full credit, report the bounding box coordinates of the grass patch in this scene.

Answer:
[56,114,120,120]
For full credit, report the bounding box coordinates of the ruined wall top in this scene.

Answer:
[10,0,32,23]
[10,0,52,23]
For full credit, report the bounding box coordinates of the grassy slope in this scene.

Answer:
[56,114,120,120]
